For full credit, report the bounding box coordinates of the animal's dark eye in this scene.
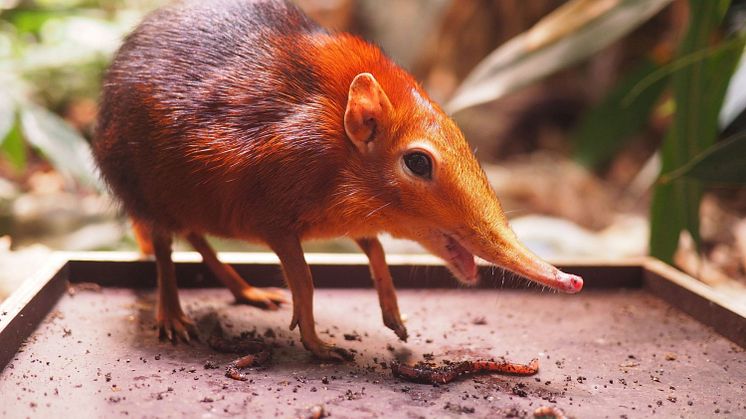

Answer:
[403,151,432,179]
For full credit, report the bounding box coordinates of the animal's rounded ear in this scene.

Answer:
[344,73,393,153]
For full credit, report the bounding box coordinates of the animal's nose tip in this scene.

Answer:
[558,271,583,293]
[570,275,583,291]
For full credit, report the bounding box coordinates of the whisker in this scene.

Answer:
[364,202,392,220]
[502,208,528,216]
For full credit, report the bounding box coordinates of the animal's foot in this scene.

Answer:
[157,309,198,343]
[303,339,354,362]
[383,308,408,342]
[235,287,288,310]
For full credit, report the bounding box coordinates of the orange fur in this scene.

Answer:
[131,219,154,256]
[93,0,582,356]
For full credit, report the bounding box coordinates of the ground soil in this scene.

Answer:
[1,288,744,418]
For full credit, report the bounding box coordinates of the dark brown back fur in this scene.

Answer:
[94,0,423,241]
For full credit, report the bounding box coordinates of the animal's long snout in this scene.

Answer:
[470,225,584,293]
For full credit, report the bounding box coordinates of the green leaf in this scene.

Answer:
[0,92,27,171]
[650,147,683,264]
[660,131,746,184]
[650,0,742,263]
[651,128,706,264]
[571,59,668,169]
[19,103,99,188]
[0,90,14,143]
[1,117,27,170]
[446,0,673,113]
[623,36,746,108]
[4,10,68,36]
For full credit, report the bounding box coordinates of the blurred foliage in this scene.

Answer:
[0,0,744,268]
[446,0,745,265]
[660,131,746,184]
[572,31,746,170]
[0,0,166,186]
[445,0,674,113]
[571,59,670,168]
[650,0,744,264]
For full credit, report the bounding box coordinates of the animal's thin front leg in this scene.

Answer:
[152,231,197,342]
[269,235,353,361]
[356,237,407,341]
[186,232,287,310]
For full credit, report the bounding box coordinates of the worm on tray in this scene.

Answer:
[533,406,567,419]
[222,348,272,381]
[204,318,273,381]
[391,358,539,384]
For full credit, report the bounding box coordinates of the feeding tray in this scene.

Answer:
[1,252,744,418]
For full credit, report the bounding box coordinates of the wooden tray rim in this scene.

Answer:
[1,252,743,373]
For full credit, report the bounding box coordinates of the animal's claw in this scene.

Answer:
[303,339,354,362]
[157,310,198,343]
[383,309,408,342]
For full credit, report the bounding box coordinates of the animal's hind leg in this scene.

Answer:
[152,229,197,342]
[132,218,154,256]
[185,232,287,310]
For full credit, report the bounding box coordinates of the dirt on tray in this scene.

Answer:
[1,288,745,418]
